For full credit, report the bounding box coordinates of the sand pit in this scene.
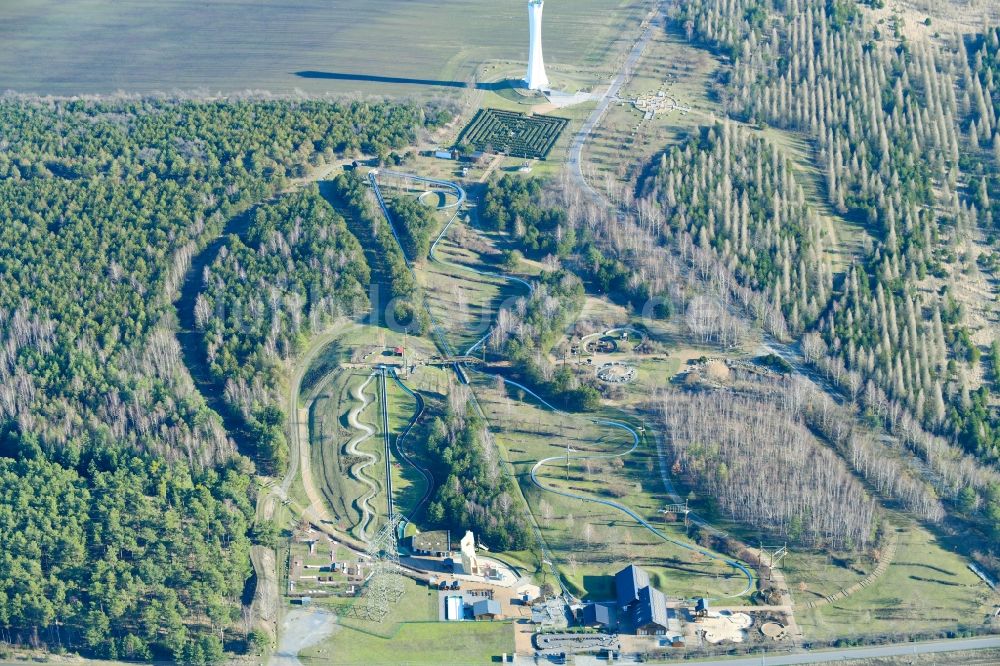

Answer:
[704,360,731,381]
[761,622,786,639]
[694,611,753,644]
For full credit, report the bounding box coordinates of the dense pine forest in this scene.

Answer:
[328,171,429,333]
[0,98,428,660]
[197,187,372,473]
[644,123,834,336]
[387,196,438,261]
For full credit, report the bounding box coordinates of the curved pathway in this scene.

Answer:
[501,376,754,600]
[372,169,755,600]
[345,372,380,540]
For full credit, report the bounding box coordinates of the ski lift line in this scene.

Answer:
[386,368,435,519]
[368,172,411,268]
[379,369,394,522]
[367,171,565,593]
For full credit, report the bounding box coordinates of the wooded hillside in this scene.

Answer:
[0,97,427,660]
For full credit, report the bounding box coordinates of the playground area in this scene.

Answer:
[596,361,637,384]
[692,611,753,645]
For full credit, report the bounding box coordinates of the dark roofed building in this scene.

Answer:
[472,599,502,620]
[580,602,617,629]
[633,585,668,636]
[695,597,709,617]
[615,564,650,609]
[411,530,450,557]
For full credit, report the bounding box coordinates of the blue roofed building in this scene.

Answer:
[633,585,669,636]
[614,564,650,609]
[580,602,618,630]
[472,598,502,620]
[613,564,672,636]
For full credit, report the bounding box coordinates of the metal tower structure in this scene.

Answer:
[351,513,405,622]
[757,542,789,587]
[661,500,692,527]
[525,0,550,91]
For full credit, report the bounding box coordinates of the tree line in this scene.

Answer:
[423,387,534,551]
[387,196,438,261]
[327,172,429,333]
[662,384,878,551]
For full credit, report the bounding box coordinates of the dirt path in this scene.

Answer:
[249,545,279,641]
[478,153,504,183]
[743,546,805,646]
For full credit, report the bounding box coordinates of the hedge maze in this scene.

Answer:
[458,108,569,160]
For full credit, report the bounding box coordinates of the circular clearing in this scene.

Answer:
[597,362,636,384]
[418,189,459,209]
[761,622,785,639]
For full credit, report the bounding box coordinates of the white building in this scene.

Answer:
[458,530,481,576]
[525,0,550,91]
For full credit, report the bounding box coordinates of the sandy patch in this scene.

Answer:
[268,607,338,666]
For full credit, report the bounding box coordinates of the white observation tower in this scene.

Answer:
[525,0,550,91]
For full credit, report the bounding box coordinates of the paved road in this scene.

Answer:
[567,2,662,204]
[650,635,1000,665]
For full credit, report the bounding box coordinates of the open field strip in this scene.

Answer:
[300,577,515,665]
[0,0,650,95]
[793,520,996,642]
[421,233,516,355]
[309,370,367,531]
[385,370,434,525]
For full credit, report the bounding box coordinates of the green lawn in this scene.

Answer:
[303,578,513,665]
[795,521,997,641]
[419,220,522,356]
[384,377,430,521]
[470,372,755,601]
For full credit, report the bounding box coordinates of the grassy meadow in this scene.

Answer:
[302,577,514,665]
[0,0,649,95]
